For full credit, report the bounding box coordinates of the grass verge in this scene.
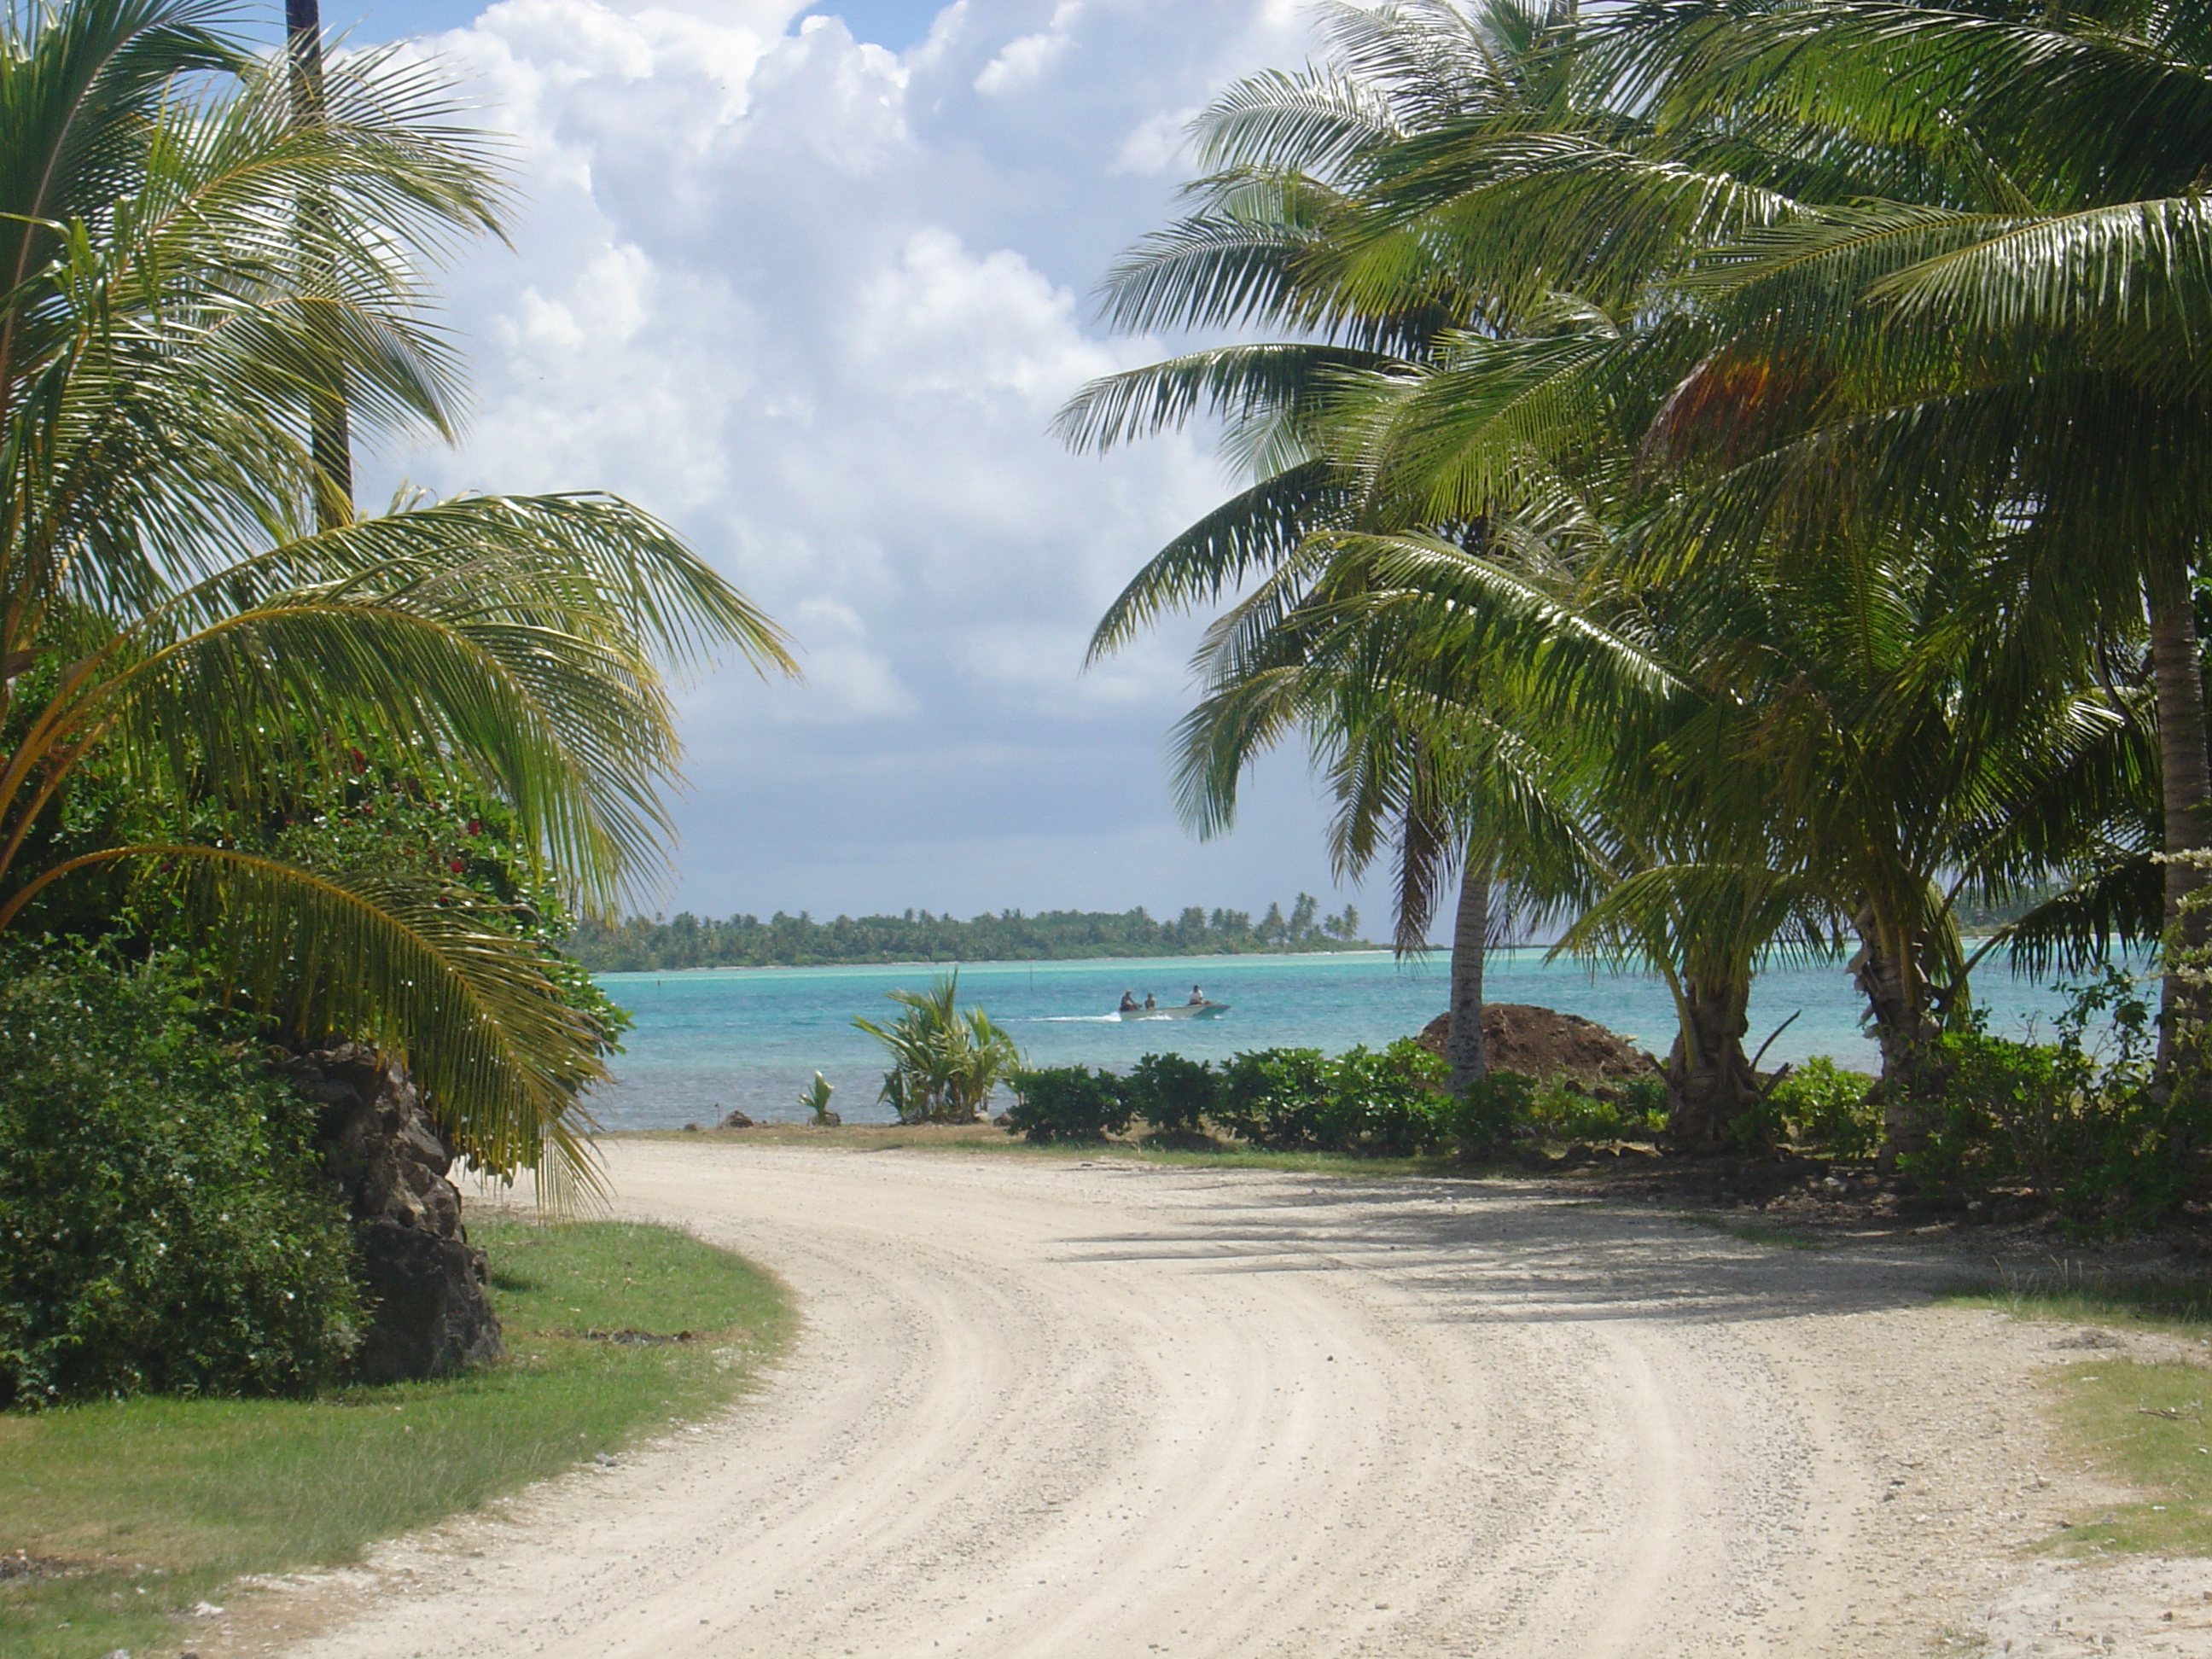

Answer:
[0,1217,790,1659]
[1937,1273,2212,1555]
[1681,1212,1831,1249]
[625,1121,1491,1179]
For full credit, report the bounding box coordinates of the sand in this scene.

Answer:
[196,1142,2212,1657]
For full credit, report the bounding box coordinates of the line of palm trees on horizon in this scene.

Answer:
[1063,0,2212,1153]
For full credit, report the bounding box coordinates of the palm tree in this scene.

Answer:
[1254,0,2180,1124]
[0,0,796,1195]
[1546,0,2212,1068]
[854,972,1023,1123]
[1063,0,1624,1088]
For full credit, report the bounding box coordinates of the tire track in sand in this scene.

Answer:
[221,1144,2110,1659]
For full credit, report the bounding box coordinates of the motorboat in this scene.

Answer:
[1116,1000,1228,1020]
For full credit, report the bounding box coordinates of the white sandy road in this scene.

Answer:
[215,1142,2212,1658]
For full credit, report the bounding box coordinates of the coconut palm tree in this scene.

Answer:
[0,0,795,1195]
[1063,0,1636,1086]
[1544,0,2212,1068]
[854,972,1023,1123]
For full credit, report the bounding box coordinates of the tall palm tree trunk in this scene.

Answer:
[1446,847,1491,1094]
[286,0,351,528]
[1663,975,1760,1149]
[2151,547,2212,1068]
[1855,909,1945,1163]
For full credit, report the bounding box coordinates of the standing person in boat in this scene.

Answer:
[1188,985,1205,1005]
[1120,990,1139,1012]
[1144,992,1157,1010]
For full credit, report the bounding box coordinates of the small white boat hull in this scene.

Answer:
[1116,1002,1227,1020]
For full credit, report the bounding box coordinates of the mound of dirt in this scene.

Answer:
[1414,1004,1659,1086]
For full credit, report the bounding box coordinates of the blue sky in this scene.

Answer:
[284,0,1388,927]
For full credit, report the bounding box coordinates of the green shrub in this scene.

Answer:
[1903,971,2193,1231]
[1767,1056,1880,1156]
[1525,1076,1663,1143]
[1620,1073,1670,1123]
[1210,1042,1448,1155]
[1005,1066,1132,1144]
[1214,1048,1337,1149]
[1324,1040,1450,1155]
[1446,1069,1536,1158]
[0,946,361,1406]
[1123,1052,1219,1138]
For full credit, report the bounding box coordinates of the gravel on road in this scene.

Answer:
[201,1143,2204,1657]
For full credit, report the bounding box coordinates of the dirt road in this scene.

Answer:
[249,1143,2192,1657]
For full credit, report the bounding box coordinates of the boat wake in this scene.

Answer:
[1020,1015,1125,1024]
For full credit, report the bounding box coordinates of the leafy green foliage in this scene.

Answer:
[1447,1068,1537,1158]
[1004,1067,1133,1144]
[1904,971,2196,1231]
[1524,1075,1668,1144]
[1764,1057,1881,1157]
[0,0,792,1202]
[0,946,359,1406]
[1214,1040,1450,1155]
[1121,1052,1220,1138]
[1214,1046,1339,1149]
[853,972,1023,1124]
[1318,1041,1455,1156]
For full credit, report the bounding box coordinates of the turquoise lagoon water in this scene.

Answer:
[585,947,2111,1129]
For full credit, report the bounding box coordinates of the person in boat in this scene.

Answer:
[1187,985,1205,1005]
[1119,990,1139,1012]
[1144,992,1156,1010]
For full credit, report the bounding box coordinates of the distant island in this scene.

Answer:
[566,896,1377,971]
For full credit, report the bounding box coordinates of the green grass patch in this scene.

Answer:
[0,1218,790,1659]
[1682,1212,1831,1249]
[623,1121,1495,1179]
[1937,1272,2212,1555]
[2043,1361,2212,1554]
[1937,1272,2212,1338]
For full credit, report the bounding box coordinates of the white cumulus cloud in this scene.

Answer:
[375,0,1361,918]
[973,0,1081,94]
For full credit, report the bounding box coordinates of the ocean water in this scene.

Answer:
[583,947,2112,1128]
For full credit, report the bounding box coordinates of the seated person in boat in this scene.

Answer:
[1144,992,1156,1010]
[1120,990,1139,1011]
[1187,985,1204,1004]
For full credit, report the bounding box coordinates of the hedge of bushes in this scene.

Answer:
[0,947,362,1406]
[1006,1042,1888,1162]
[1008,1040,1630,1156]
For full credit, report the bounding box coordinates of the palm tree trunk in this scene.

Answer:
[1446,847,1490,1095]
[285,0,351,529]
[1854,907,1945,1163]
[2151,546,2212,1066]
[1663,975,1758,1150]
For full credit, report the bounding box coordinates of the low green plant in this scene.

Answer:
[1214,1047,1340,1150]
[1904,968,2192,1231]
[1122,1052,1219,1138]
[1208,1042,1450,1155]
[0,946,361,1406]
[1446,1068,1536,1158]
[799,1070,837,1124]
[1766,1057,1880,1156]
[1525,1076,1662,1144]
[854,971,1023,1123]
[1005,1066,1132,1143]
[0,1218,789,1659]
[1324,1041,1451,1155]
